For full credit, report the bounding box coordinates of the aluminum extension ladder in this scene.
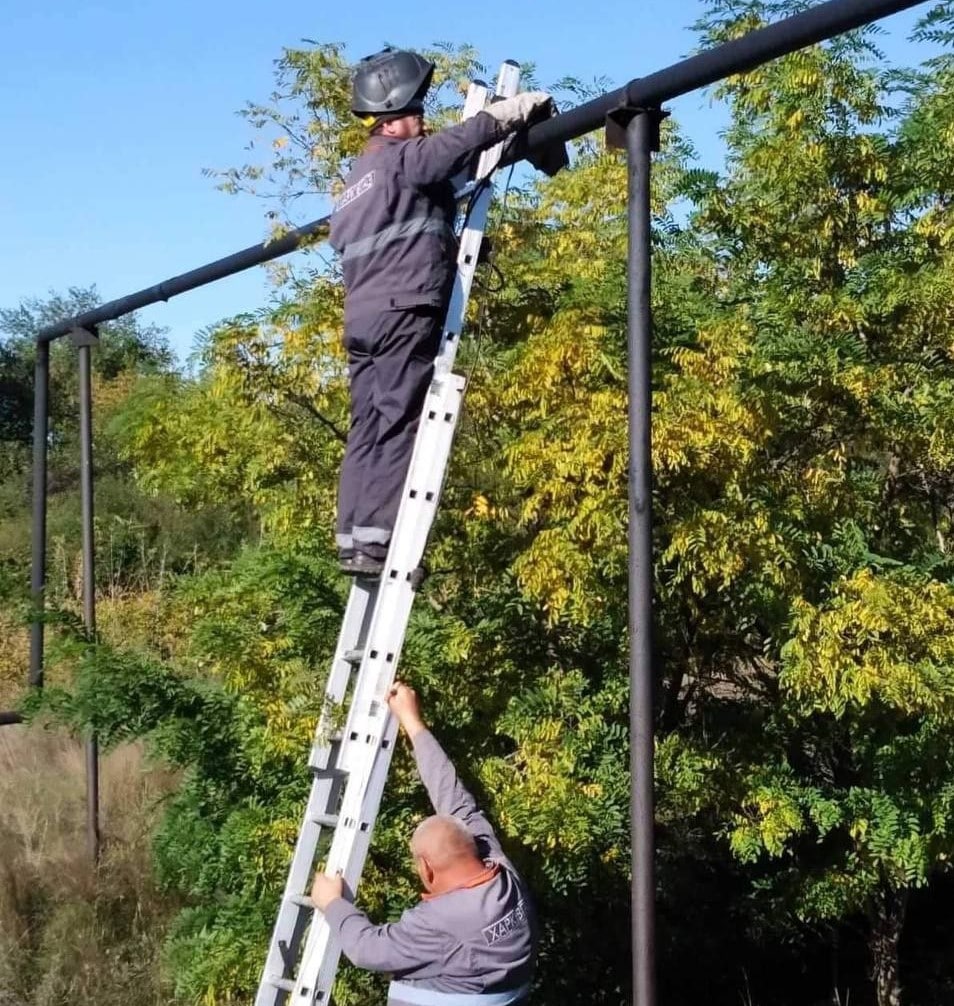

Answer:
[255,59,522,1006]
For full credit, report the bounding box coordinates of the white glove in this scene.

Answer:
[482,90,552,131]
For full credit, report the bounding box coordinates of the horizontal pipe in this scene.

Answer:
[519,0,927,156]
[33,0,925,345]
[36,215,330,344]
[0,712,24,726]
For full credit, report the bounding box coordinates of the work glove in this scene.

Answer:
[483,90,553,131]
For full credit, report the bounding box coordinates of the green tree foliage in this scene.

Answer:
[0,290,246,704]
[0,342,33,455]
[13,8,954,1005]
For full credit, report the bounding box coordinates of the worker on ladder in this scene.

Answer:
[330,48,551,576]
[311,683,537,1005]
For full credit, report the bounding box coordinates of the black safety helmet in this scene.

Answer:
[351,48,435,124]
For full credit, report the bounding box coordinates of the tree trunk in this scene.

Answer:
[829,926,842,1006]
[868,884,908,1006]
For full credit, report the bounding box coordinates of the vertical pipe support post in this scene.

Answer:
[30,340,50,688]
[607,104,666,1006]
[72,326,101,865]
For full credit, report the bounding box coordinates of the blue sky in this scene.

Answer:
[0,1,937,361]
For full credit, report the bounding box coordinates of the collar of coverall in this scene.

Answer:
[365,134,405,150]
[419,862,500,901]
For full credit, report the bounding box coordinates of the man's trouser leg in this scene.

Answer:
[336,342,377,556]
[351,307,443,558]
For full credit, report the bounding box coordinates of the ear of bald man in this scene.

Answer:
[409,815,485,895]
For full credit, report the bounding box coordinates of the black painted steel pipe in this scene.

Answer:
[31,0,924,348]
[77,340,96,645]
[626,111,658,1006]
[77,339,101,864]
[20,0,929,938]
[519,0,927,157]
[35,215,331,345]
[29,341,49,688]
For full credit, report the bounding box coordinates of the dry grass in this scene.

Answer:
[0,611,29,710]
[0,725,180,1005]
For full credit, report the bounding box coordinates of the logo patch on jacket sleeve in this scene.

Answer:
[334,171,375,212]
[481,901,529,946]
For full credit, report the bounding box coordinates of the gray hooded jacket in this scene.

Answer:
[323,730,537,1006]
[328,113,503,327]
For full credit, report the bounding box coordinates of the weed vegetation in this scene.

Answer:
[0,727,180,1006]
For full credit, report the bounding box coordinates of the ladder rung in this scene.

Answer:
[310,765,346,780]
[256,63,518,1006]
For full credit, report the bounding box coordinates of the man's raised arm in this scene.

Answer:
[398,92,553,189]
[388,683,508,864]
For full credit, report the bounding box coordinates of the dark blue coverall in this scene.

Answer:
[328,112,505,560]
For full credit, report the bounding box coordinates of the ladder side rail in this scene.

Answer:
[269,61,520,1005]
[291,121,511,1002]
[432,190,508,381]
[300,713,401,1003]
[321,379,466,792]
[434,60,522,383]
[291,378,467,1002]
[256,779,337,1003]
[256,583,380,1003]
[316,73,491,782]
[433,169,506,385]
[349,378,468,713]
[309,579,379,767]
[446,80,493,197]
[476,59,522,177]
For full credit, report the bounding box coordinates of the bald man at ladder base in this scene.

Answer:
[329,48,552,576]
[312,683,537,1005]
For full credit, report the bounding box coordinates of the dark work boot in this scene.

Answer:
[339,549,385,577]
